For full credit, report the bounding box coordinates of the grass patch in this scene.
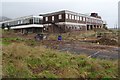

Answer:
[1,29,119,78]
[2,43,118,78]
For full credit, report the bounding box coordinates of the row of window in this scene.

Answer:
[45,14,85,22]
[66,14,102,23]
[87,18,103,23]
[3,17,42,27]
[4,20,29,27]
[67,26,82,30]
[45,26,82,31]
[45,14,62,21]
[65,14,86,21]
[45,14,103,24]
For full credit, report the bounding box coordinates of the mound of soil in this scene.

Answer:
[97,37,118,46]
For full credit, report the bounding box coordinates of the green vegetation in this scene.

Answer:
[48,30,96,40]
[1,29,119,78]
[48,28,119,46]
[2,43,118,78]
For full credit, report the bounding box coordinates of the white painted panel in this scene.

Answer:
[10,24,43,29]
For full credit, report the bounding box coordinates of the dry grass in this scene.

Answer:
[1,29,119,78]
[2,43,118,78]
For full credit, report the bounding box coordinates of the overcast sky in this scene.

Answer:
[0,0,119,28]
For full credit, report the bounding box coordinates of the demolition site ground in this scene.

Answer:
[1,28,119,78]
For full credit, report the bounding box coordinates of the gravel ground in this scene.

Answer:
[42,40,119,60]
[57,42,119,60]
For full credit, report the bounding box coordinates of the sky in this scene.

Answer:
[0,0,119,28]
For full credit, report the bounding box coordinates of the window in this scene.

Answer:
[79,16,80,20]
[80,16,82,21]
[72,15,74,20]
[7,23,9,25]
[76,26,79,29]
[99,21,101,23]
[95,20,97,23]
[59,14,62,19]
[34,18,40,23]
[77,16,79,20]
[45,17,48,21]
[79,27,82,29]
[21,20,23,24]
[88,19,91,22]
[15,21,18,25]
[17,21,20,24]
[83,17,86,21]
[75,16,77,20]
[94,19,96,23]
[86,18,88,22]
[98,20,100,23]
[66,14,69,19]
[97,20,99,23]
[75,27,77,29]
[52,16,54,21]
[69,27,71,29]
[92,19,93,23]
[69,14,71,19]
[72,26,74,29]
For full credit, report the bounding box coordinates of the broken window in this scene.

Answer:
[80,16,82,21]
[75,16,77,20]
[66,14,69,19]
[77,16,79,20]
[45,17,48,21]
[69,14,72,19]
[59,14,62,19]
[83,17,86,22]
[72,15,74,20]
[52,16,54,21]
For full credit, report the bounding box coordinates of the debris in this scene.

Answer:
[97,37,118,46]
[97,42,100,44]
